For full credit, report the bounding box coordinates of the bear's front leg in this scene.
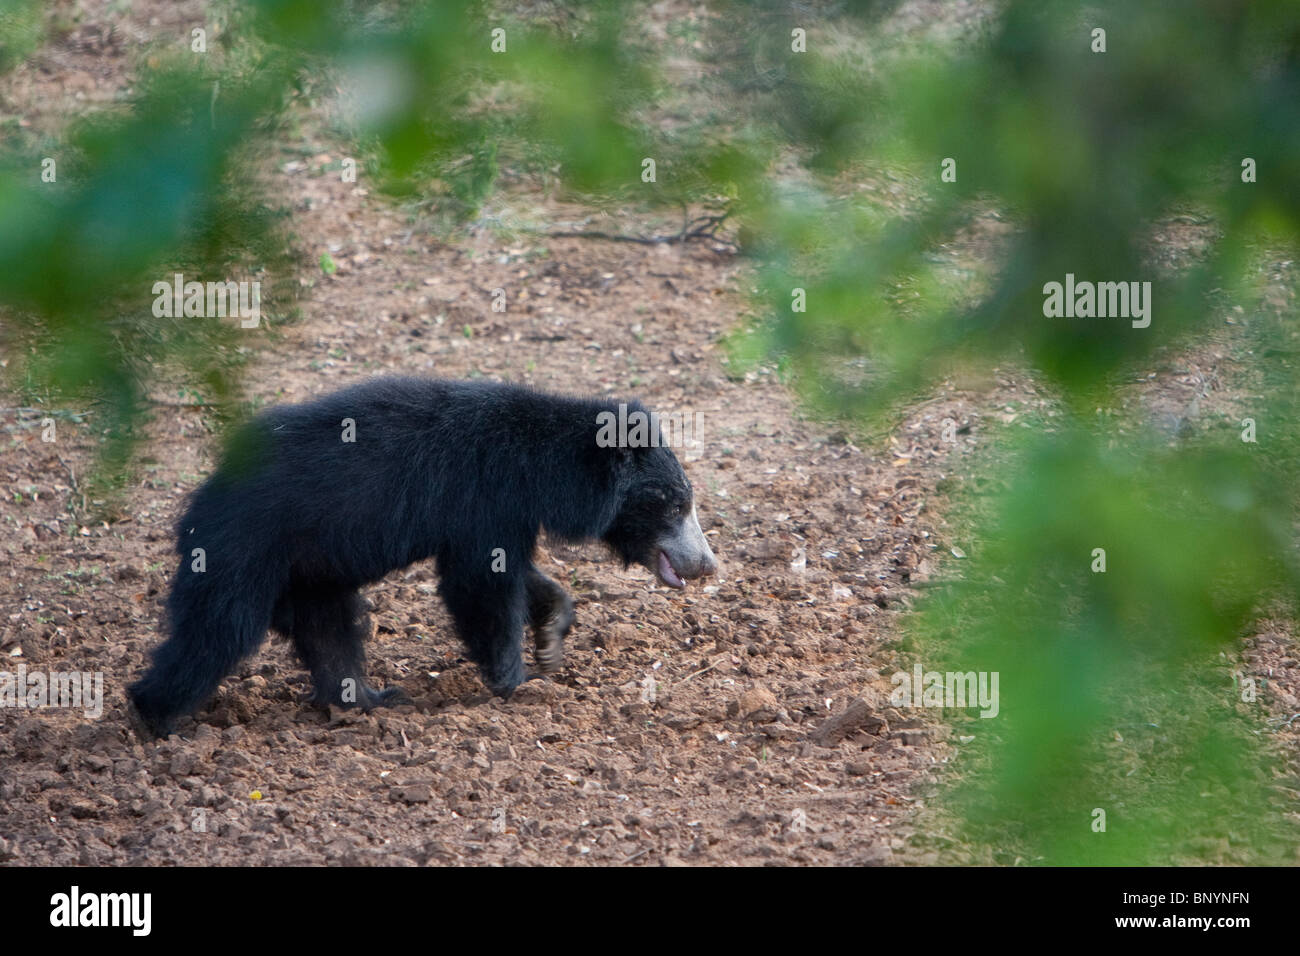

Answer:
[438,566,529,697]
[526,564,575,675]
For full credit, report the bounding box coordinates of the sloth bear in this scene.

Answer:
[128,377,717,736]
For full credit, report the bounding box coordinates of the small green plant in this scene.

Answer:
[0,0,42,74]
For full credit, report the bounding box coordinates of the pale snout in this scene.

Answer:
[654,505,718,589]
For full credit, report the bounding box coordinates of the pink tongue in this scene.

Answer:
[658,551,685,589]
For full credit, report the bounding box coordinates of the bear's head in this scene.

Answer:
[602,442,718,589]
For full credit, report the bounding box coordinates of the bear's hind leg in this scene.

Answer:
[281,586,406,710]
[526,565,574,675]
[129,568,275,737]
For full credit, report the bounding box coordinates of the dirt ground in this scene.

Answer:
[1,0,1296,867]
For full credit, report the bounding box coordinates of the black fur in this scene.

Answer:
[128,376,701,736]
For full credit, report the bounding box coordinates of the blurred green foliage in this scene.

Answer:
[0,13,299,502]
[1,0,1298,862]
[721,0,1300,863]
[0,0,42,74]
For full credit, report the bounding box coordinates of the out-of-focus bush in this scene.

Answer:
[0,0,42,73]
[723,0,1300,862]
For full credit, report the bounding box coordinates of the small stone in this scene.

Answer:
[391,784,433,804]
[810,698,887,746]
[737,687,780,722]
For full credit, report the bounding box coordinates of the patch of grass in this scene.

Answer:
[0,0,42,74]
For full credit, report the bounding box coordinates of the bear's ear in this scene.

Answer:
[607,444,639,488]
[612,445,636,469]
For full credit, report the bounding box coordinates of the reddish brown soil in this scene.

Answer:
[2,0,1296,868]
[1,145,1009,862]
[0,0,996,866]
